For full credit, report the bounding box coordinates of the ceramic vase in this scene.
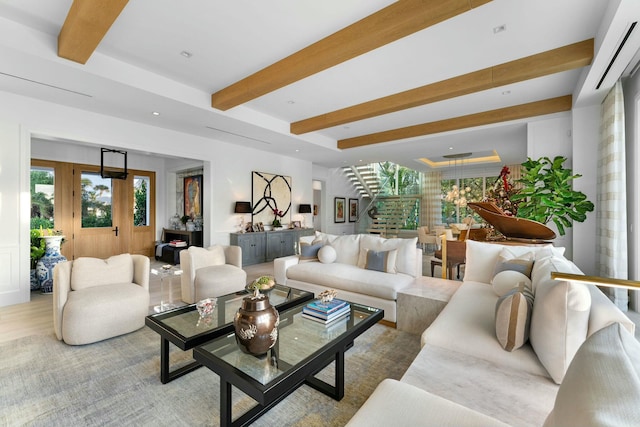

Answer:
[233,292,279,355]
[36,235,66,294]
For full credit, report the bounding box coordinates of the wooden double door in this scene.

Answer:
[32,160,156,260]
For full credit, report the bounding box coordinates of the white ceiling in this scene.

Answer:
[1,0,639,171]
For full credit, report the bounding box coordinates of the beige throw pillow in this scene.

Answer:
[358,248,398,273]
[544,323,640,427]
[71,253,133,291]
[491,270,532,297]
[493,249,534,278]
[495,286,534,351]
[189,245,225,271]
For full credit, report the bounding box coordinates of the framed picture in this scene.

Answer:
[184,175,203,219]
[349,198,358,222]
[334,197,345,223]
[292,220,301,228]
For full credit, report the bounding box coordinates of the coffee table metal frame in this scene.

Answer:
[193,302,383,427]
[145,285,313,384]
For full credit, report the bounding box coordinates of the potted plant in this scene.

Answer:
[511,156,594,236]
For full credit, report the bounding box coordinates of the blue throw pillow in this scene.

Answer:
[300,242,323,261]
[364,249,397,273]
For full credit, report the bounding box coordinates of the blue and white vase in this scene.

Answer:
[36,236,66,294]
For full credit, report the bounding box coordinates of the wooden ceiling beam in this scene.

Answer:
[211,0,493,111]
[292,39,593,134]
[58,0,129,64]
[337,95,572,149]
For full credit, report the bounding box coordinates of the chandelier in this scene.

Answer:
[443,153,472,207]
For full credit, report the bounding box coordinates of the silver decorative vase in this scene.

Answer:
[233,291,279,355]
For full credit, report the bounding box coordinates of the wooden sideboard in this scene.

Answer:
[230,228,315,266]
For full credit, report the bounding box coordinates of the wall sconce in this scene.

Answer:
[100,148,128,180]
[235,201,252,233]
[298,204,312,228]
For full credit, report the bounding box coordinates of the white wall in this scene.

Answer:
[313,164,359,235]
[0,90,313,305]
[572,105,600,275]
[0,120,30,307]
[526,115,574,259]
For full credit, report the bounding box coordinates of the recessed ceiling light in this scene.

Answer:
[295,149,300,152]
[493,24,506,34]
[449,146,454,150]
[502,90,511,95]
[180,51,193,58]
[287,100,295,104]
[151,111,160,116]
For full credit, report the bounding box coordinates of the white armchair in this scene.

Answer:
[180,245,247,303]
[53,254,150,345]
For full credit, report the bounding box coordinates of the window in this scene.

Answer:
[81,172,112,228]
[133,176,149,227]
[30,167,55,229]
[441,175,497,224]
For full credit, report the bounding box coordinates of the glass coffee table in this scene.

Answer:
[193,301,383,427]
[145,284,313,384]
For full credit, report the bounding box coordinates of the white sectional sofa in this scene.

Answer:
[274,232,421,323]
[347,240,638,427]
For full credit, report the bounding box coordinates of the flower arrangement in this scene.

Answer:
[272,208,285,227]
[484,166,520,216]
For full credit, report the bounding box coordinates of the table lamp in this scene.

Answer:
[298,204,312,228]
[235,201,252,233]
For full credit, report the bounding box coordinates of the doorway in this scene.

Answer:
[31,159,156,259]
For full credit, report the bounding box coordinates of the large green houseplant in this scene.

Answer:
[511,156,594,236]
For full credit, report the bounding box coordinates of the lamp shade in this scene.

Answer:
[234,201,252,214]
[298,204,312,214]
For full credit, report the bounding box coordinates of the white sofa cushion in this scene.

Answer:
[346,379,510,427]
[421,281,550,377]
[495,286,534,351]
[188,245,225,271]
[530,256,591,384]
[544,322,640,427]
[71,253,133,291]
[587,285,636,337]
[465,241,564,284]
[328,234,361,265]
[286,262,413,300]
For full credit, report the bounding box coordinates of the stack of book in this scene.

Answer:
[302,299,350,325]
[169,240,187,247]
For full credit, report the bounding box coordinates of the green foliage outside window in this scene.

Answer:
[81,176,112,228]
[134,178,148,226]
[30,169,54,230]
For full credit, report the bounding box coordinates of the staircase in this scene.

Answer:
[343,164,420,237]
[366,196,419,237]
[343,164,380,198]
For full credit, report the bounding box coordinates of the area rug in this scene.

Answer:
[0,324,419,426]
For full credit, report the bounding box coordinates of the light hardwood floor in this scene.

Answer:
[0,258,274,344]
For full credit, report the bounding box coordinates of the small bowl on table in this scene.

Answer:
[196,298,216,318]
[246,275,276,294]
